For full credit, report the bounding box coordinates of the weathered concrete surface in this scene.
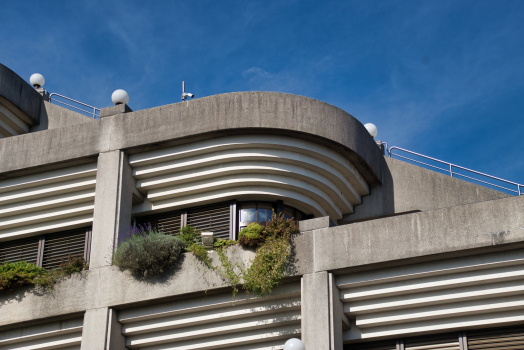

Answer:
[1,195,523,327]
[0,92,383,185]
[0,247,256,327]
[0,64,42,125]
[301,271,332,350]
[100,103,132,118]
[299,216,337,232]
[344,156,511,223]
[315,193,524,273]
[90,150,134,268]
[31,101,96,132]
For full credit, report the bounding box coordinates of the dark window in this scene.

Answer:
[42,227,89,269]
[135,209,182,236]
[187,202,230,239]
[0,226,91,268]
[0,236,40,265]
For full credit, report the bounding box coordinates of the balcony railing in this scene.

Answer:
[49,93,100,119]
[386,146,523,196]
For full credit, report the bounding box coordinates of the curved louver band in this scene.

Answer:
[129,135,369,221]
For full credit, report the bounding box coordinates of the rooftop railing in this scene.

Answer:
[49,93,100,119]
[386,146,523,196]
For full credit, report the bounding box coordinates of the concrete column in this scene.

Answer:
[81,308,126,350]
[301,271,346,350]
[90,150,135,268]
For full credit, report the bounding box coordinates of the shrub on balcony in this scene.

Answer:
[0,256,89,294]
[113,225,184,277]
[238,223,266,247]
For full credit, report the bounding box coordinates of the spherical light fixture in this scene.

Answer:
[111,89,129,105]
[30,73,45,88]
[283,338,305,350]
[364,123,378,138]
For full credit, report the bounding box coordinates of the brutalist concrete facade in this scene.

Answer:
[0,63,522,350]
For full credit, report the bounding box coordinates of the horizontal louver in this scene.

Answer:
[468,326,524,349]
[42,227,88,269]
[135,210,182,236]
[405,333,459,350]
[0,236,39,264]
[346,340,397,350]
[187,202,230,239]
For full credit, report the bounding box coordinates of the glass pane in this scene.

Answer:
[258,208,273,222]
[240,208,256,222]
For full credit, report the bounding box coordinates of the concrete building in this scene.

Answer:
[0,62,523,350]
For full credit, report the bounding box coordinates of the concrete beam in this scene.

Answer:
[90,150,134,268]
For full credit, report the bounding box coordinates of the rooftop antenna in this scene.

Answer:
[181,81,195,101]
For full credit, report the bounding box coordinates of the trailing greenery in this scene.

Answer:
[208,211,299,297]
[178,225,202,251]
[113,225,184,277]
[238,223,266,247]
[189,243,212,269]
[0,256,89,294]
[242,236,291,295]
[213,238,237,249]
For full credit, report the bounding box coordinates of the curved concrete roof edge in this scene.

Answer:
[109,91,383,185]
[0,63,42,123]
[0,91,383,185]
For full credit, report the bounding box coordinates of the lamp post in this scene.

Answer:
[283,338,305,350]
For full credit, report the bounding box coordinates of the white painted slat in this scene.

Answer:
[340,249,524,341]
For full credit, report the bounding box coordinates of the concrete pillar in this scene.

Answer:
[90,150,135,268]
[301,271,346,350]
[81,308,126,350]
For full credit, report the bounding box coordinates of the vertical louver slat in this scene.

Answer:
[405,333,460,350]
[42,227,89,269]
[0,236,40,264]
[187,202,230,239]
[135,210,182,236]
[468,326,524,349]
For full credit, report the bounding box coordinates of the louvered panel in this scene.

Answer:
[135,210,182,236]
[405,333,459,350]
[346,340,397,350]
[42,227,88,269]
[468,326,524,349]
[187,202,230,239]
[0,317,83,350]
[120,282,301,350]
[0,236,39,264]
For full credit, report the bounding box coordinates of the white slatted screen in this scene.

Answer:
[118,282,301,349]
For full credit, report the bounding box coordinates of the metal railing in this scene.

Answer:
[49,93,100,119]
[388,146,523,196]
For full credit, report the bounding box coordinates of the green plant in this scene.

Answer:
[113,226,184,277]
[189,243,212,269]
[0,256,89,294]
[0,261,48,293]
[238,223,266,247]
[178,225,202,251]
[215,246,242,297]
[213,238,237,249]
[263,211,299,239]
[242,237,291,295]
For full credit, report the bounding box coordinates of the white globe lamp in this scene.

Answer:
[364,123,378,138]
[30,73,45,88]
[283,338,305,350]
[111,89,129,105]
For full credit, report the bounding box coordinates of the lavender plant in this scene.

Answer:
[113,224,184,277]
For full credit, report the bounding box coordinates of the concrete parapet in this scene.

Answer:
[299,216,337,232]
[100,104,132,118]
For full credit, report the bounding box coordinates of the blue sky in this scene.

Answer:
[1,1,523,190]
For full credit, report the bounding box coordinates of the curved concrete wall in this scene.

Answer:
[0,92,383,188]
[130,135,370,220]
[0,63,42,125]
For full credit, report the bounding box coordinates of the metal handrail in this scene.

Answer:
[49,93,100,119]
[388,146,523,196]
